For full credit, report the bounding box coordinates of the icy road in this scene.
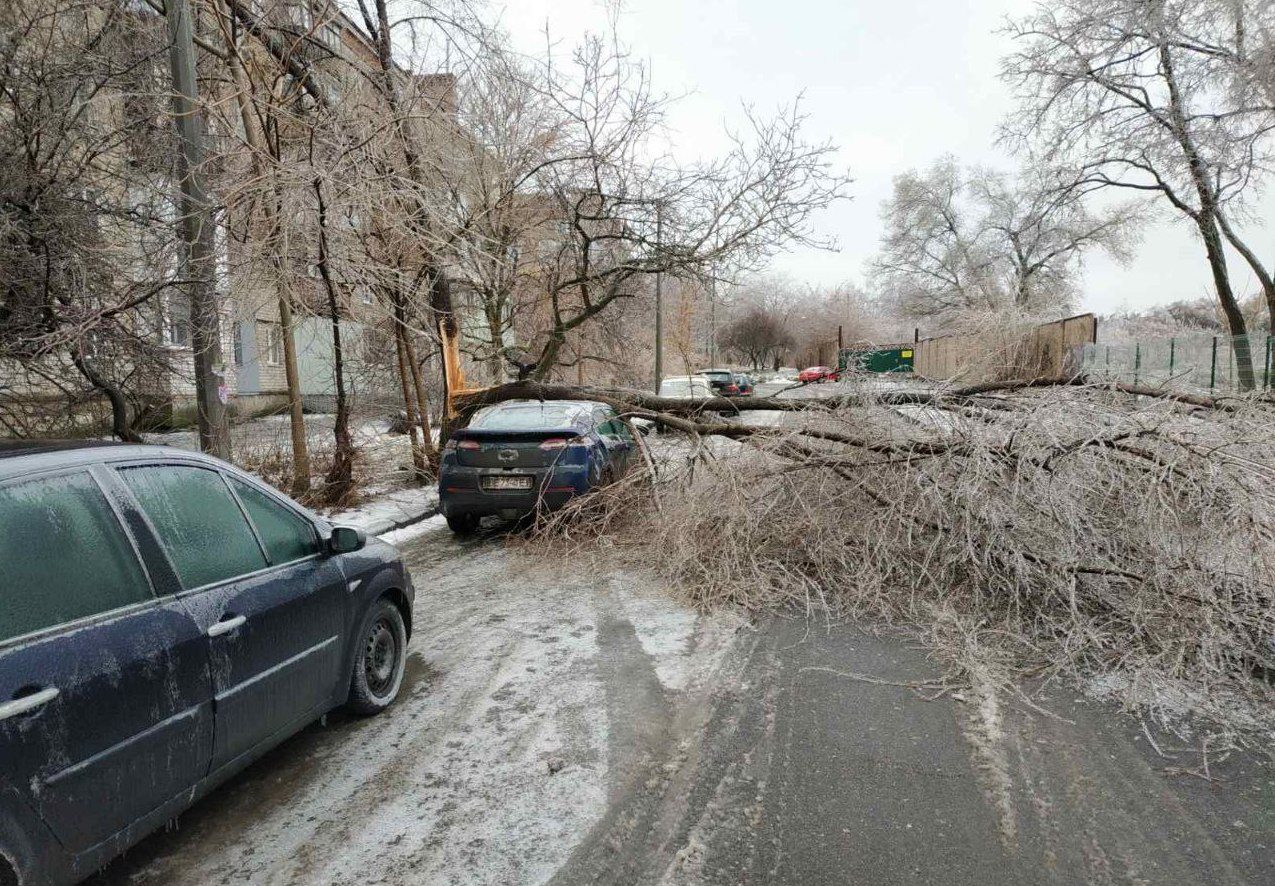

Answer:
[93,517,1274,885]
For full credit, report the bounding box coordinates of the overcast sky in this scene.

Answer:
[497,0,1275,318]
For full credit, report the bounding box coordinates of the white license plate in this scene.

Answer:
[482,474,533,491]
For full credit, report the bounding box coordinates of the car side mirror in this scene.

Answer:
[328,525,366,555]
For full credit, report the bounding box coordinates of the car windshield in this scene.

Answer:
[701,371,732,381]
[472,404,584,430]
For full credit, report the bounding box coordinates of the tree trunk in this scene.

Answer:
[72,349,143,443]
[392,297,429,481]
[314,178,355,505]
[1214,209,1275,335]
[1197,212,1255,390]
[223,25,310,493]
[484,301,505,384]
[323,281,355,506]
[400,319,439,474]
[275,284,312,496]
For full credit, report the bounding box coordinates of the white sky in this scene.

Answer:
[496,0,1275,319]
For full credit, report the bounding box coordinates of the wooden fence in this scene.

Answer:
[913,313,1097,382]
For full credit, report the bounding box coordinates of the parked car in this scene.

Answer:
[732,372,755,395]
[658,375,715,399]
[798,365,838,383]
[439,400,638,534]
[0,441,413,886]
[698,368,740,396]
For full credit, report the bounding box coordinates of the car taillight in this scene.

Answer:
[725,384,738,393]
[539,437,584,450]
[457,439,481,450]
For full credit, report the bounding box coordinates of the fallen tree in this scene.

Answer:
[494,377,1275,743]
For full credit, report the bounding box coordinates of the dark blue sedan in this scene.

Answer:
[0,441,414,886]
[439,400,639,533]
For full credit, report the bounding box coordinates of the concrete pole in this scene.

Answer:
[167,0,230,457]
[708,276,716,367]
[653,205,663,392]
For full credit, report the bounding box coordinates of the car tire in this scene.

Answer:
[446,513,478,535]
[347,598,408,716]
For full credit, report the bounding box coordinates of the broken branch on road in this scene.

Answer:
[507,377,1275,744]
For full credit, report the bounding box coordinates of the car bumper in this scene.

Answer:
[439,465,589,519]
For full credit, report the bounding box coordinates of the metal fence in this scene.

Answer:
[1081,333,1275,393]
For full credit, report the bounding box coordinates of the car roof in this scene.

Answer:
[0,440,217,480]
[0,439,137,457]
[661,375,712,383]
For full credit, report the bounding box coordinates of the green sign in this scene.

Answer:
[839,347,914,374]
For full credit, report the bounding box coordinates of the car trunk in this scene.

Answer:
[450,428,588,469]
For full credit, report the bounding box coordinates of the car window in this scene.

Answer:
[611,420,635,442]
[0,471,152,643]
[473,404,583,430]
[229,477,318,565]
[121,465,267,590]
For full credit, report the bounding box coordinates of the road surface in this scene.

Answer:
[90,515,1273,886]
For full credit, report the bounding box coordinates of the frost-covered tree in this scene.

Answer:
[871,158,1134,324]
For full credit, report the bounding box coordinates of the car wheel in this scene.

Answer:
[446,513,478,535]
[347,598,408,716]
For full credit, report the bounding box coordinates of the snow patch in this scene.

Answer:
[379,513,447,546]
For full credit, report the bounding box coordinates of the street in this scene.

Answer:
[92,515,1274,886]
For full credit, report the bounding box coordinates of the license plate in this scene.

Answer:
[482,474,533,491]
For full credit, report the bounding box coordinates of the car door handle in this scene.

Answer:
[0,687,59,722]
[207,615,247,638]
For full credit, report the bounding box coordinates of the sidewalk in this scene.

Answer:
[327,485,440,537]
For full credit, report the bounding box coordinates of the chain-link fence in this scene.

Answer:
[1082,333,1275,394]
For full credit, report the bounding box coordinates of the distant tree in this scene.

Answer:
[1001,0,1275,388]
[718,307,794,370]
[871,158,1135,324]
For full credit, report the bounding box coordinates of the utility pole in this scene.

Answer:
[167,0,230,458]
[708,276,716,367]
[653,204,663,392]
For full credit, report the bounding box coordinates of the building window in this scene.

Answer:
[167,295,191,348]
[320,22,342,52]
[288,0,312,31]
[261,322,283,366]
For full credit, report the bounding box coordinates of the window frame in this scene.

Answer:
[0,464,160,651]
[109,458,325,598]
[261,322,283,366]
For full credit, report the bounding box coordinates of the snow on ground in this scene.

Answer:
[330,485,439,536]
[378,513,448,547]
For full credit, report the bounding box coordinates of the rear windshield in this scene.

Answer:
[472,404,584,430]
[660,380,709,397]
[702,371,732,381]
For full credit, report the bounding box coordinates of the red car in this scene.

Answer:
[798,365,838,383]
